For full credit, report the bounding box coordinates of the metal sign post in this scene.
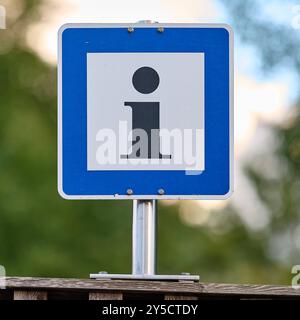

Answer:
[132,199,157,276]
[58,22,233,282]
[90,199,199,281]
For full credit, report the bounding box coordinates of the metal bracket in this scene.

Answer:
[90,273,199,282]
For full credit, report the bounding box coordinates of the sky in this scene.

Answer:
[21,0,298,229]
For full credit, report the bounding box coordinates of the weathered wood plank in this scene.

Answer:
[89,292,123,300]
[5,277,300,298]
[14,290,48,300]
[165,295,198,300]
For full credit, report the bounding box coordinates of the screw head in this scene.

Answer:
[126,189,133,195]
[181,272,190,276]
[158,188,165,195]
[157,27,164,33]
[128,27,134,33]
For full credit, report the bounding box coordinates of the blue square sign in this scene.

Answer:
[58,23,233,199]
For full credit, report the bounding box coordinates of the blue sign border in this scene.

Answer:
[58,24,233,199]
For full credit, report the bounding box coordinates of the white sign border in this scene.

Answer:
[57,23,234,200]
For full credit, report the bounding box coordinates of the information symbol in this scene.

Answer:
[132,67,160,94]
[122,66,171,159]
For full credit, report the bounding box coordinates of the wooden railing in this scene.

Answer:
[0,277,299,300]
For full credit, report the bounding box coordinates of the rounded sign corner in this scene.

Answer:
[58,23,74,39]
[57,183,73,200]
[220,24,234,38]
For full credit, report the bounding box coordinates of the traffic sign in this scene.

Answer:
[58,23,233,199]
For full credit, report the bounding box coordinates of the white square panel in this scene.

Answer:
[87,52,205,171]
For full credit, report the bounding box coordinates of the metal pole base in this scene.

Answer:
[90,200,200,282]
[90,273,199,282]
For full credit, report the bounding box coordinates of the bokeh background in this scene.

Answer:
[0,0,300,284]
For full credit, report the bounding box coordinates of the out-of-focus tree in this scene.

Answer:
[220,0,300,268]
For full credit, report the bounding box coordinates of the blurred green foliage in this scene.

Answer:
[0,0,298,284]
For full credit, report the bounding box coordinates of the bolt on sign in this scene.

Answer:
[58,23,233,199]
